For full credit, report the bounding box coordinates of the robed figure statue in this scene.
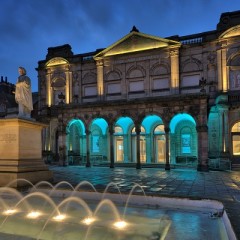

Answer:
[15,67,33,118]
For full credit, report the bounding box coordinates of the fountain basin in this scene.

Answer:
[0,188,236,240]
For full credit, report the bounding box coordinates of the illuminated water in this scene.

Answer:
[0,180,236,240]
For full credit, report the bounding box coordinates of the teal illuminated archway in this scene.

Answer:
[114,117,134,162]
[170,113,198,165]
[89,118,108,162]
[67,119,86,164]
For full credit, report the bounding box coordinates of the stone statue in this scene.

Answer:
[15,67,33,118]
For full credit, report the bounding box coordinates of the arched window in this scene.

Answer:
[114,126,124,162]
[232,122,240,155]
[154,124,166,163]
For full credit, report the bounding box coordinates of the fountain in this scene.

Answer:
[0,179,236,240]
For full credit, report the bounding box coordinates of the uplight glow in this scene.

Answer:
[52,214,66,221]
[3,209,17,215]
[82,217,95,225]
[27,211,41,219]
[113,220,127,229]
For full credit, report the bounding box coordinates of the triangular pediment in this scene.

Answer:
[94,31,181,59]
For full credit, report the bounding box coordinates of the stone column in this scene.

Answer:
[170,48,180,94]
[145,134,151,163]
[217,41,228,92]
[85,129,91,167]
[96,60,104,100]
[123,134,129,162]
[220,108,230,157]
[58,132,67,166]
[135,125,141,169]
[217,48,222,91]
[223,110,229,154]
[65,68,72,104]
[222,44,228,92]
[58,113,67,166]
[164,127,170,170]
[46,69,52,106]
[221,112,225,154]
[197,125,209,171]
[109,124,114,168]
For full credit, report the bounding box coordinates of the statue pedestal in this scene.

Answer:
[0,118,53,187]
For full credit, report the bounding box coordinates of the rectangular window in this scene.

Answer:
[107,83,121,94]
[233,135,240,155]
[140,137,146,162]
[84,86,97,96]
[181,134,191,154]
[92,136,99,153]
[129,81,144,92]
[116,137,123,162]
[229,71,240,90]
[181,74,200,87]
[153,78,169,89]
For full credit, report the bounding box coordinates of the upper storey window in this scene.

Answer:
[150,63,170,91]
[105,70,121,95]
[180,58,202,94]
[82,72,97,98]
[52,78,65,105]
[126,65,145,93]
[229,54,240,91]
[181,59,201,88]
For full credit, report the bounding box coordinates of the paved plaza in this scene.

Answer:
[50,165,240,239]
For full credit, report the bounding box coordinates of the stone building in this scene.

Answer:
[36,10,240,171]
[0,76,17,117]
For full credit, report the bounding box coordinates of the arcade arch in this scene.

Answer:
[63,112,198,167]
[170,113,198,165]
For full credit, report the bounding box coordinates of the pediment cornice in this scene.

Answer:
[94,31,181,60]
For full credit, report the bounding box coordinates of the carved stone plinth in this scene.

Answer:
[0,118,53,187]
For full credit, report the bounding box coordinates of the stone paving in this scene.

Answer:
[50,166,240,239]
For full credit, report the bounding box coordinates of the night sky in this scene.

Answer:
[0,0,239,92]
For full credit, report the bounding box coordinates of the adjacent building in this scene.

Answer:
[0,76,17,117]
[36,10,240,171]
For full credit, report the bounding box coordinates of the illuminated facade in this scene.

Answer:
[37,10,240,171]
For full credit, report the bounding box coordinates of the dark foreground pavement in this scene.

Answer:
[50,166,240,239]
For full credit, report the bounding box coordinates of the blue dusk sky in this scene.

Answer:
[0,0,239,92]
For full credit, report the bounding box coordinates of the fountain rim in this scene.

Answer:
[33,188,237,240]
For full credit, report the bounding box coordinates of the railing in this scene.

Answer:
[68,155,108,165]
[180,37,203,45]
[176,156,197,165]
[208,158,231,171]
[229,95,240,103]
[68,155,86,165]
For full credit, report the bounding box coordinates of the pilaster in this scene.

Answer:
[170,48,180,94]
[96,60,104,99]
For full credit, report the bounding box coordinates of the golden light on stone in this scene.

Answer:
[45,57,69,67]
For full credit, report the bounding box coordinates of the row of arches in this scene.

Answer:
[61,113,198,167]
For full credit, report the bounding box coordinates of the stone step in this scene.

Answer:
[232,164,240,170]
